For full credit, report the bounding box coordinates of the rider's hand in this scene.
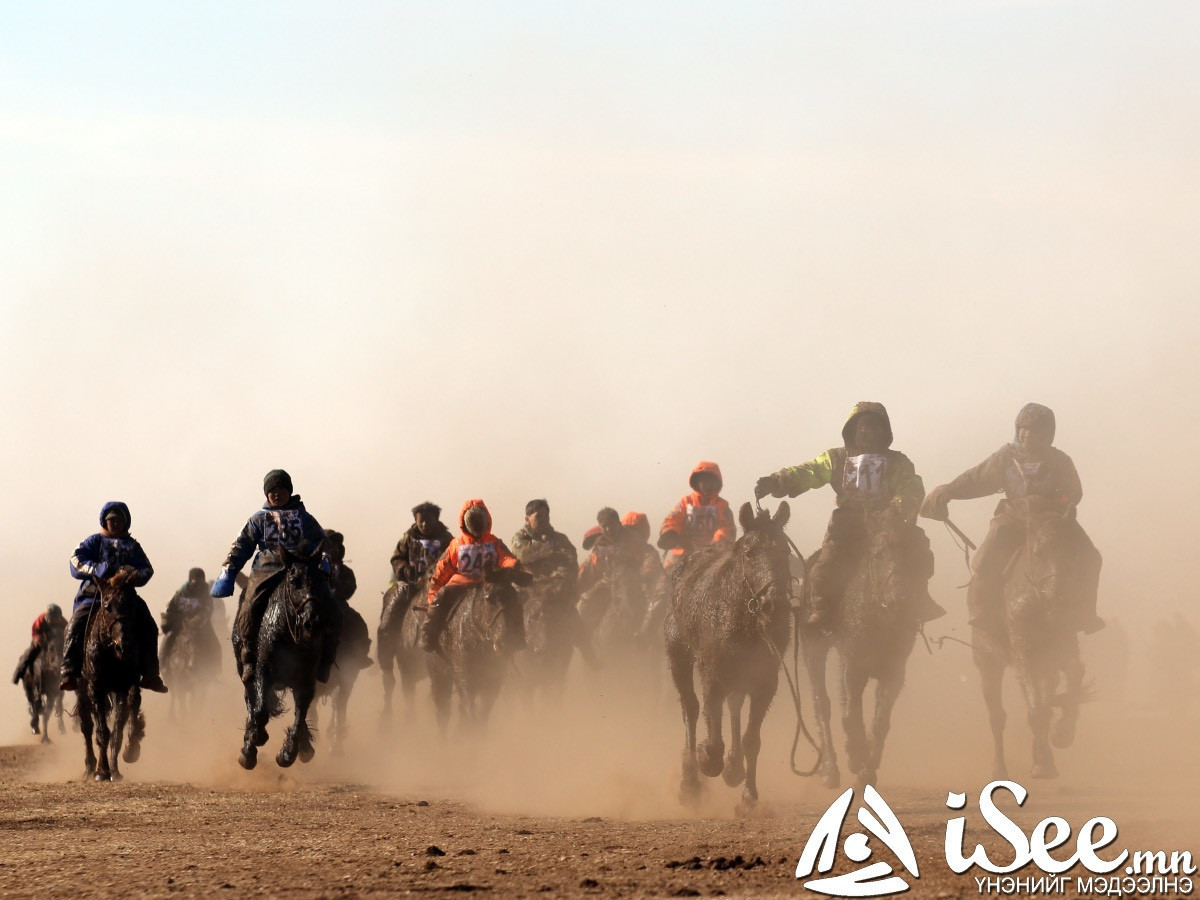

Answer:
[211,569,237,598]
[657,530,682,551]
[919,485,952,521]
[754,475,780,500]
[93,561,112,581]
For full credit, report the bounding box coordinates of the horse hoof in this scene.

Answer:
[298,743,316,764]
[254,728,269,747]
[678,780,702,807]
[1031,761,1058,779]
[122,743,141,764]
[238,748,258,771]
[276,748,296,768]
[110,771,123,783]
[40,735,51,746]
[735,797,757,818]
[94,772,111,783]
[30,725,39,735]
[853,772,877,792]
[721,753,746,788]
[696,743,724,778]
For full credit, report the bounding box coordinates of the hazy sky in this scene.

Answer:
[1,1,1198,705]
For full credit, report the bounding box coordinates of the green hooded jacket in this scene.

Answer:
[767,402,925,513]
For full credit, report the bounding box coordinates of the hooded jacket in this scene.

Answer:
[511,522,578,582]
[68,501,154,611]
[659,461,736,560]
[427,499,519,602]
[940,403,1083,506]
[390,520,456,583]
[31,610,66,644]
[219,495,326,577]
[768,402,925,512]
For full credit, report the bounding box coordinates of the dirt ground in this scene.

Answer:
[3,630,1198,899]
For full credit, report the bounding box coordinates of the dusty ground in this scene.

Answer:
[3,637,1197,899]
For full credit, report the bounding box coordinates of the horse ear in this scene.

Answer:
[738,502,755,532]
[773,501,791,530]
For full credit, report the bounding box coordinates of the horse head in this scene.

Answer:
[97,566,140,656]
[735,501,793,624]
[479,566,531,655]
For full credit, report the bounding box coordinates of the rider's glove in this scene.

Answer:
[211,569,237,598]
[657,530,682,551]
[93,561,112,581]
[754,474,780,500]
[319,555,332,576]
[919,485,953,521]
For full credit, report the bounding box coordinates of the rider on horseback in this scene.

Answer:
[12,604,66,685]
[657,462,736,566]
[160,568,214,660]
[420,499,522,652]
[622,511,668,641]
[513,499,599,666]
[211,470,342,684]
[755,402,946,629]
[59,502,168,693]
[920,403,1104,635]
[322,529,373,669]
[381,502,456,636]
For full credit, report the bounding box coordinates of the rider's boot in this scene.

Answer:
[137,601,168,693]
[419,594,452,653]
[58,606,89,692]
[913,582,947,623]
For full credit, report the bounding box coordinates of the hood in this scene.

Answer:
[841,401,894,451]
[1014,403,1056,444]
[622,511,651,544]
[688,461,724,494]
[458,498,493,538]
[582,525,602,551]
[99,501,131,530]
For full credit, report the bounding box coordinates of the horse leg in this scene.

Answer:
[380,643,396,731]
[1016,665,1057,778]
[723,691,746,787]
[333,685,351,757]
[1050,641,1085,749]
[281,682,317,767]
[862,666,907,789]
[27,683,40,735]
[109,695,129,782]
[123,688,144,764]
[976,648,1008,780]
[239,676,265,770]
[668,642,701,805]
[430,668,452,742]
[40,693,52,744]
[737,680,774,817]
[840,664,870,784]
[93,688,113,782]
[696,671,726,779]
[803,639,840,788]
[78,695,96,779]
[56,692,65,734]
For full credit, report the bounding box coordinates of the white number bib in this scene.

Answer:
[456,542,497,577]
[685,504,719,537]
[843,453,888,500]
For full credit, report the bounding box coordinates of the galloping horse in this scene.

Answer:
[666,502,793,814]
[21,629,64,742]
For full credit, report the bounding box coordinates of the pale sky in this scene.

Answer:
[1,2,1198,732]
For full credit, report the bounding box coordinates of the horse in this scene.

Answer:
[378,577,430,726]
[426,567,529,737]
[799,507,924,791]
[514,572,577,707]
[581,550,650,668]
[21,631,64,742]
[76,567,147,782]
[237,553,336,770]
[973,496,1093,780]
[665,502,793,814]
[312,601,373,756]
[160,600,221,720]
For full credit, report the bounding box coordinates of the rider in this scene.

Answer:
[420,499,522,652]
[12,604,67,685]
[920,403,1104,634]
[511,500,599,667]
[210,469,341,684]
[322,529,373,670]
[657,461,736,566]
[755,402,945,629]
[160,568,217,664]
[59,502,168,693]
[381,502,455,636]
[623,511,668,641]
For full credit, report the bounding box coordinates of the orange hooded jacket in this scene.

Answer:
[624,511,665,585]
[659,462,735,563]
[427,499,519,603]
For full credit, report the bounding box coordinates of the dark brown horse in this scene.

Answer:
[21,630,64,743]
[973,496,1092,780]
[515,573,577,706]
[160,601,221,721]
[665,502,792,814]
[378,577,430,726]
[312,603,372,756]
[237,553,333,770]
[799,507,921,791]
[76,568,147,781]
[426,567,529,736]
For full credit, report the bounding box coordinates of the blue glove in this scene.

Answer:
[93,561,112,581]
[211,570,237,598]
[319,555,332,576]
